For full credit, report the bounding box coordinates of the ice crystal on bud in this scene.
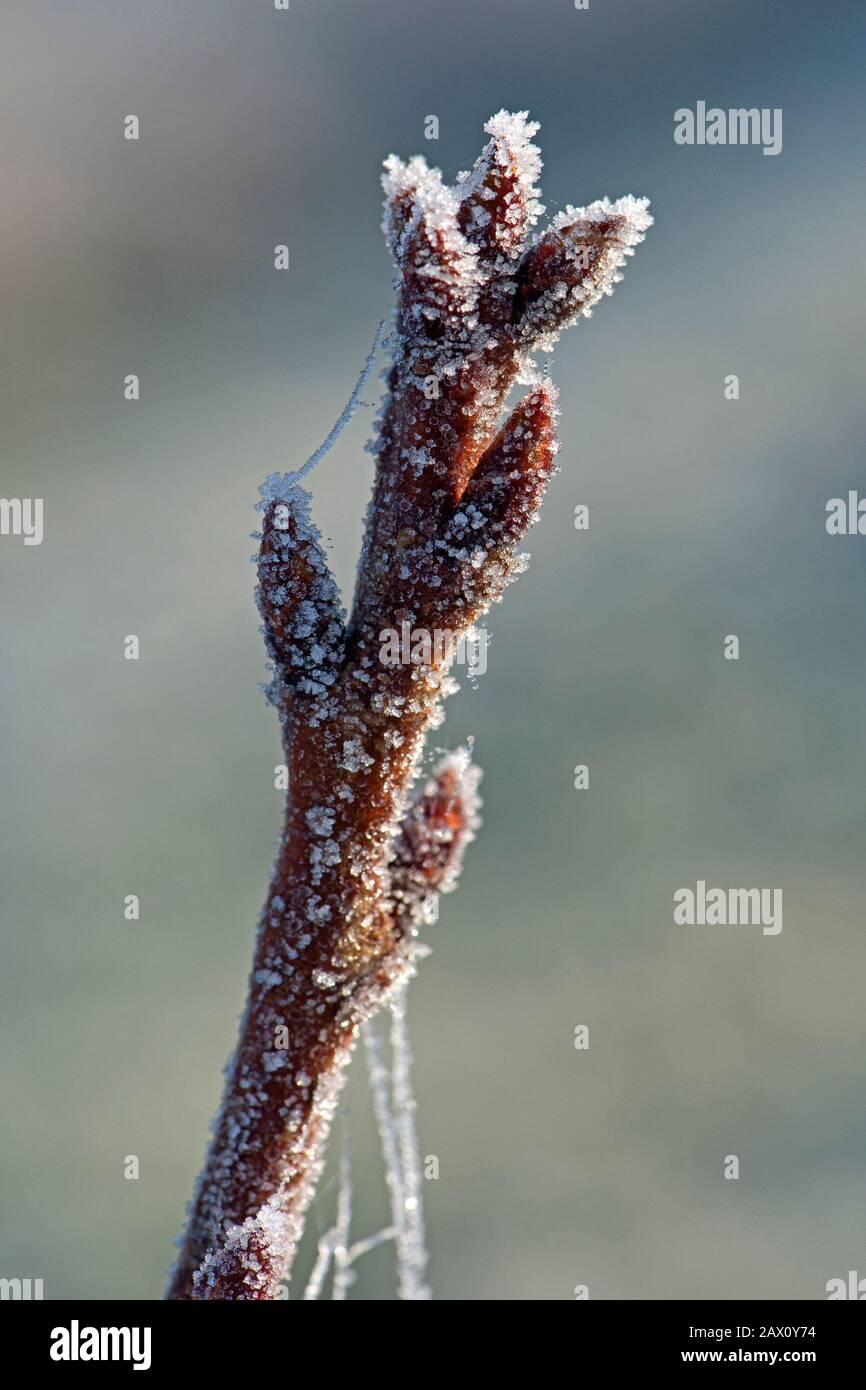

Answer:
[513,194,653,351]
[382,155,445,263]
[457,109,544,269]
[399,180,482,334]
[390,748,482,932]
[255,483,346,711]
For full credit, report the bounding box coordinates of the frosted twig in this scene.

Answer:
[347,1226,397,1262]
[303,1223,398,1300]
[365,992,430,1299]
[390,994,431,1300]
[302,1229,336,1302]
[302,1102,397,1300]
[168,110,650,1300]
[363,1018,406,1253]
[331,1112,353,1301]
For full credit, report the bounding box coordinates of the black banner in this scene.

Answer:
[3,1298,861,1374]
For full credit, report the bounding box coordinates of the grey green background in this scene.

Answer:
[2,0,864,1300]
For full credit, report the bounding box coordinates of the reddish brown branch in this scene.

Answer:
[168,110,650,1300]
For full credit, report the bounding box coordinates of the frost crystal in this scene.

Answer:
[192,1201,289,1301]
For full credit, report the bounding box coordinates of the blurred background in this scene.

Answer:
[1,0,864,1300]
